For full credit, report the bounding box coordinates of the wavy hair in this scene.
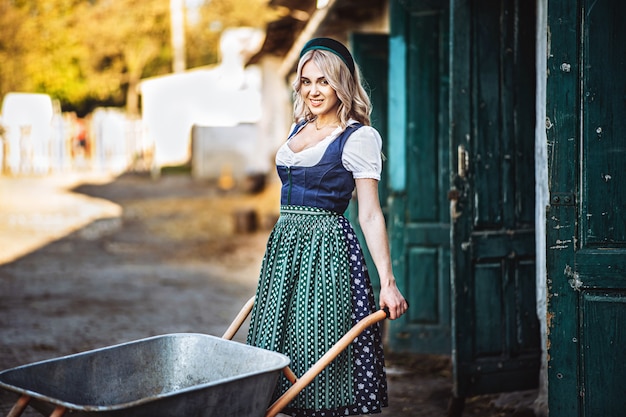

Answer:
[292,49,372,128]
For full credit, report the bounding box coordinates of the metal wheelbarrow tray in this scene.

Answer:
[0,296,389,417]
[0,333,289,417]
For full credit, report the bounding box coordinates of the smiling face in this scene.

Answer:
[300,60,340,122]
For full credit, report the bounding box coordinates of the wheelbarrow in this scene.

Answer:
[0,296,389,417]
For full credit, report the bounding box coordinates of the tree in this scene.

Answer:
[22,0,94,106]
[81,0,172,116]
[0,0,89,104]
[0,0,279,115]
[0,0,29,95]
[0,0,172,115]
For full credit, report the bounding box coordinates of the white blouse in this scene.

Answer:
[275,120,383,181]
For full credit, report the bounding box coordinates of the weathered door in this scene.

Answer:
[448,0,540,405]
[547,1,626,415]
[386,0,451,353]
[347,33,389,296]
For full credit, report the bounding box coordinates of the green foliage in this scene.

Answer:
[80,0,172,115]
[0,1,29,94]
[0,0,278,116]
[186,0,281,69]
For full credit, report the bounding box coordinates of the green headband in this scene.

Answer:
[299,38,355,75]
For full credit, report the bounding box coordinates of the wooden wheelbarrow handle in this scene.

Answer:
[264,308,388,417]
[221,296,389,417]
[221,296,256,340]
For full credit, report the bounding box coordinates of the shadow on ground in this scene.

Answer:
[0,173,538,417]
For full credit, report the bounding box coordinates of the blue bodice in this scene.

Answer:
[277,123,363,214]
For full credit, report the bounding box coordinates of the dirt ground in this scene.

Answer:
[0,172,538,417]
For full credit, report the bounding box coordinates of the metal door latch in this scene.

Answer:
[457,145,469,178]
[448,189,462,220]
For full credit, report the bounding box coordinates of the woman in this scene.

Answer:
[247,38,408,417]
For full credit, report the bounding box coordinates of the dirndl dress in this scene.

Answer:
[246,123,388,417]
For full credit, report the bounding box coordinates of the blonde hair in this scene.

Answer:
[292,49,371,128]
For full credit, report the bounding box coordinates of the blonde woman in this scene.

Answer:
[247,38,408,417]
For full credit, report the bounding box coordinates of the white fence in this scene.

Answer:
[0,94,149,176]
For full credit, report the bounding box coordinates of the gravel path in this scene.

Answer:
[0,172,535,417]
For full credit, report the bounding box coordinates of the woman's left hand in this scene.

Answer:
[379,283,409,320]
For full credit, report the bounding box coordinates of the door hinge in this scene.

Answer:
[550,192,575,206]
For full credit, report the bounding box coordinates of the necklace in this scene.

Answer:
[314,118,338,130]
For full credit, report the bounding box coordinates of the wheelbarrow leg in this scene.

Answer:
[4,396,65,417]
[282,367,298,385]
[6,394,30,417]
[48,406,66,417]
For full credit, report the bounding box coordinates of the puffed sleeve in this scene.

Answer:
[342,126,383,180]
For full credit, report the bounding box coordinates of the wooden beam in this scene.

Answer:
[278,0,338,78]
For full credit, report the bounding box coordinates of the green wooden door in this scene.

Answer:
[347,34,389,297]
[386,0,451,354]
[449,0,540,402]
[547,1,626,415]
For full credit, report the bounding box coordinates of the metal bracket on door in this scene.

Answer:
[550,192,576,206]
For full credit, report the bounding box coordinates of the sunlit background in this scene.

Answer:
[0,0,294,263]
[0,0,286,174]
